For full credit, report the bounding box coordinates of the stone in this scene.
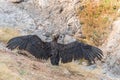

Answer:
[0,0,81,43]
[103,19,120,78]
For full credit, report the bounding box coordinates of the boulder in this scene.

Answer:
[0,0,81,43]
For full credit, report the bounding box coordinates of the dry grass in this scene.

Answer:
[77,0,120,46]
[61,62,103,80]
[0,50,86,80]
[0,27,20,43]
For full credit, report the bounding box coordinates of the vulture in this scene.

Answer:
[7,35,103,65]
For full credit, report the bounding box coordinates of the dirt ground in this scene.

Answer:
[0,46,113,80]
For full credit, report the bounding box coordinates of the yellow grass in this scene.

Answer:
[0,27,20,43]
[61,62,103,80]
[77,0,120,46]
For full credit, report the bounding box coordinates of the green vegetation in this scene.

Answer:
[19,69,27,75]
[77,0,120,46]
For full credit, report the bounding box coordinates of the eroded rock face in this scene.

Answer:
[0,1,37,34]
[0,0,81,43]
[104,19,120,78]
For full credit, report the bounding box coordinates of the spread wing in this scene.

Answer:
[7,35,51,59]
[58,41,103,63]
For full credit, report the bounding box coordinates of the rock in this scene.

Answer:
[103,18,120,78]
[0,1,37,35]
[0,0,81,43]
[61,35,76,44]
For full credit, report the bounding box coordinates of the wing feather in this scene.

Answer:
[7,35,51,60]
[59,41,103,63]
[91,47,103,60]
[7,37,23,49]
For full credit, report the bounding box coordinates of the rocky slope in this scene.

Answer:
[103,18,120,79]
[0,45,112,80]
[0,0,120,80]
[0,0,81,43]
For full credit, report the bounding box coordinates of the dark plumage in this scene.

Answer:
[7,35,103,65]
[11,0,24,3]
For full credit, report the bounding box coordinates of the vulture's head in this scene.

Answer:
[52,34,60,42]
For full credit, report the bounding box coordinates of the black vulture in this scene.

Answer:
[6,35,103,65]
